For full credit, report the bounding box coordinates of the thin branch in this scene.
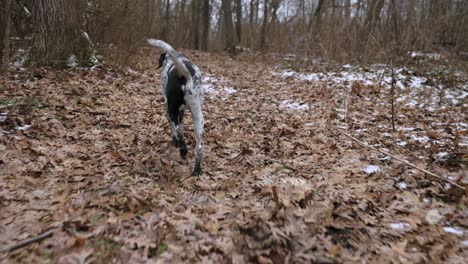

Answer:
[336,129,465,190]
[0,230,53,253]
[390,61,396,132]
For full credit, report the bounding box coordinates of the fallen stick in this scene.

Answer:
[0,230,53,253]
[336,129,465,191]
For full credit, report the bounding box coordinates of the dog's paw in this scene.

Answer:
[191,164,202,176]
[171,136,179,147]
[180,145,188,158]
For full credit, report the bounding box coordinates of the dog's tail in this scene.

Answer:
[147,38,193,91]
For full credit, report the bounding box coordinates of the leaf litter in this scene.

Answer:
[0,49,467,263]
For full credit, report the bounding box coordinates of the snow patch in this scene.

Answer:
[16,125,31,131]
[0,113,6,122]
[411,134,430,143]
[203,74,237,99]
[410,51,442,60]
[363,165,380,174]
[443,227,464,236]
[398,127,416,131]
[67,54,78,68]
[397,182,408,190]
[397,141,407,146]
[280,100,309,111]
[389,222,410,230]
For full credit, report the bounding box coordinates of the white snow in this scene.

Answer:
[67,54,78,68]
[398,127,416,131]
[363,165,380,174]
[411,134,430,143]
[16,125,31,131]
[443,227,464,236]
[397,182,408,190]
[389,222,410,230]
[222,86,237,94]
[397,141,408,146]
[203,74,237,99]
[0,113,6,122]
[410,51,442,60]
[409,76,427,88]
[280,100,309,111]
[462,240,468,247]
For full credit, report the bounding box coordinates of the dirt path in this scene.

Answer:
[1,50,467,263]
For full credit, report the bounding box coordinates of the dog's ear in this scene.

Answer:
[158,53,167,69]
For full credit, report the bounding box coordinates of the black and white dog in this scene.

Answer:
[147,39,204,176]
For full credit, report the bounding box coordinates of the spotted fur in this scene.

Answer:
[147,39,204,176]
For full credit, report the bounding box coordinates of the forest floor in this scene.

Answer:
[0,49,467,263]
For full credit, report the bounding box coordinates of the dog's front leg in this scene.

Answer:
[186,96,203,176]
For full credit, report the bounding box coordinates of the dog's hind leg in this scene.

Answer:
[186,95,203,176]
[166,101,188,158]
[165,101,179,147]
[176,105,188,158]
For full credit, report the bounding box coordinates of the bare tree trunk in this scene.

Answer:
[309,0,326,30]
[254,0,259,24]
[235,0,242,44]
[364,0,385,36]
[271,0,281,26]
[201,0,210,51]
[314,0,326,17]
[30,0,93,67]
[191,0,201,49]
[391,0,399,46]
[358,0,384,61]
[160,0,171,40]
[345,0,351,19]
[260,0,269,50]
[0,0,12,74]
[249,0,254,25]
[221,0,236,51]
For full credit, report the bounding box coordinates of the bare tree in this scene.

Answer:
[260,0,269,50]
[235,0,242,43]
[160,0,171,40]
[201,0,210,51]
[30,0,93,67]
[191,0,201,49]
[221,0,236,51]
[364,0,385,36]
[0,0,12,74]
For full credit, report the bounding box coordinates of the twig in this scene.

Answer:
[336,129,465,190]
[0,230,53,253]
[390,61,396,132]
[343,87,350,127]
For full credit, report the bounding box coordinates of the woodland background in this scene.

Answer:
[1,0,468,71]
[0,0,467,263]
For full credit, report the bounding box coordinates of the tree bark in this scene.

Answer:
[30,0,93,67]
[309,0,326,31]
[160,0,170,40]
[191,0,201,49]
[0,0,12,74]
[221,0,236,51]
[201,0,210,51]
[260,0,269,50]
[235,0,242,43]
[345,0,351,19]
[364,0,385,36]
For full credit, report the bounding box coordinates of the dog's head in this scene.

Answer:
[158,53,167,69]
